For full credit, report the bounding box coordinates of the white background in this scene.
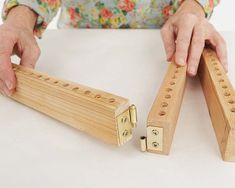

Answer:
[0,0,235,31]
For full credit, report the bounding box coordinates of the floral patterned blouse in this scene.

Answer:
[2,0,219,38]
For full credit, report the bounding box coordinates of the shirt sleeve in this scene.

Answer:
[2,0,61,38]
[162,0,219,20]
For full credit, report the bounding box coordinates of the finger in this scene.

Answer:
[210,33,228,72]
[0,54,16,96]
[0,78,12,96]
[175,18,196,66]
[20,43,40,69]
[187,24,205,76]
[161,24,176,61]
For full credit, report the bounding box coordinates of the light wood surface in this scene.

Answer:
[7,63,137,146]
[145,61,187,154]
[199,48,235,161]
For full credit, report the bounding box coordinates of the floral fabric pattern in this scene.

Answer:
[2,0,219,38]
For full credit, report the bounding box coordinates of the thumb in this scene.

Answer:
[0,55,16,95]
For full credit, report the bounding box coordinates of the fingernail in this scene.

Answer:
[177,58,185,66]
[5,80,13,90]
[189,66,196,75]
[224,65,228,72]
[223,62,228,72]
[2,87,11,96]
[166,52,172,60]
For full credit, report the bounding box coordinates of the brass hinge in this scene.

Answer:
[140,127,163,152]
[117,104,137,145]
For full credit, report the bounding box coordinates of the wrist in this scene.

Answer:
[176,0,205,18]
[5,5,37,32]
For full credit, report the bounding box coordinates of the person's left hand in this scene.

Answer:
[161,0,227,76]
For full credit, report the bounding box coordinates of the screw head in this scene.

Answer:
[121,116,127,123]
[122,130,129,137]
[152,129,159,135]
[152,142,159,148]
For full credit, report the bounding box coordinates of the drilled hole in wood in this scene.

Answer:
[95,94,101,99]
[213,62,217,65]
[175,70,179,73]
[109,98,115,103]
[159,111,166,116]
[172,75,177,79]
[37,75,42,78]
[219,79,224,83]
[217,73,222,76]
[72,87,79,91]
[140,136,146,140]
[165,94,171,99]
[63,83,69,87]
[224,92,231,97]
[84,90,91,95]
[231,108,235,113]
[222,85,228,89]
[166,88,172,92]
[44,78,50,81]
[170,81,175,85]
[228,100,235,104]
[161,102,168,107]
[214,67,219,71]
[54,81,59,84]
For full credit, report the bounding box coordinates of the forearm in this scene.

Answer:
[2,0,61,38]
[6,5,37,32]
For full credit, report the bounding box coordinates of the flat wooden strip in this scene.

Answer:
[146,62,187,155]
[5,63,136,146]
[198,48,235,161]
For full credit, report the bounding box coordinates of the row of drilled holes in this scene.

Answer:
[210,57,235,113]
[158,66,180,116]
[13,66,116,104]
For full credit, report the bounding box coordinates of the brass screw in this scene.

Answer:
[122,130,129,137]
[152,142,159,148]
[152,129,159,135]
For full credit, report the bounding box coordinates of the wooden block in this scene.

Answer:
[198,48,235,161]
[140,61,187,154]
[4,64,137,146]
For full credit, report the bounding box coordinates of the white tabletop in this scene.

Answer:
[1,30,235,188]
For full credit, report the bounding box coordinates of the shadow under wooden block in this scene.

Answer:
[198,48,235,161]
[141,62,187,154]
[7,64,137,146]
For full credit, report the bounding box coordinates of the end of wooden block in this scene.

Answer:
[145,126,167,154]
[116,104,138,146]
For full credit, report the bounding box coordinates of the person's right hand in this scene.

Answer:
[0,5,40,96]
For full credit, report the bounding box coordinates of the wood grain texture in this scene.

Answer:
[6,64,136,146]
[146,61,187,155]
[199,48,235,161]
